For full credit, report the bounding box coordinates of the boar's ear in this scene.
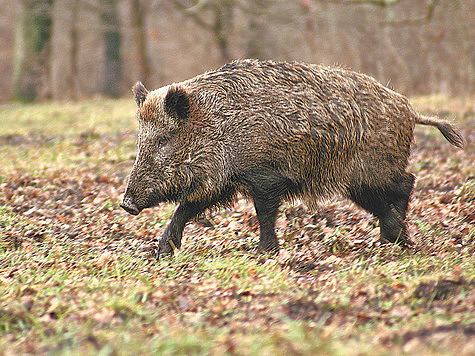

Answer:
[164,86,190,123]
[132,82,148,107]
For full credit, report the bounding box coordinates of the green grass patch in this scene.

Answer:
[0,97,473,355]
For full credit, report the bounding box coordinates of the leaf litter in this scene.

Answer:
[0,97,473,355]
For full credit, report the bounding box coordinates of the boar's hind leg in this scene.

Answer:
[253,194,281,252]
[247,174,294,252]
[348,173,415,245]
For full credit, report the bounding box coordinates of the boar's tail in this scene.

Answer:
[416,114,464,149]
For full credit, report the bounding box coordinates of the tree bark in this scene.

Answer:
[130,0,150,83]
[101,0,122,98]
[213,1,233,62]
[69,0,81,99]
[11,0,54,102]
[246,0,269,59]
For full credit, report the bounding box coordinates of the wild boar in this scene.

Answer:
[120,59,463,257]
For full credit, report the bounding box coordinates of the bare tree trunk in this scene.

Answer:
[300,0,318,60]
[69,0,81,99]
[130,0,150,83]
[381,5,408,91]
[246,0,269,59]
[101,0,122,98]
[11,0,54,102]
[213,1,233,62]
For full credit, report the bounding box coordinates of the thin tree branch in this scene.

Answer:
[322,0,402,6]
[321,0,441,26]
[169,0,214,31]
[81,0,102,13]
[381,0,440,26]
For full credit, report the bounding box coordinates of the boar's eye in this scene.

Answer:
[156,135,169,148]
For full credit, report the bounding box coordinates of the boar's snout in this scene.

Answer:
[120,194,140,215]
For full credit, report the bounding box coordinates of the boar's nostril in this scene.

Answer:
[120,202,140,215]
[120,196,140,215]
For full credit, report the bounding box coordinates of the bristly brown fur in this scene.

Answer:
[121,59,464,257]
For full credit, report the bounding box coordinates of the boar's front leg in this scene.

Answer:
[156,201,206,258]
[156,188,236,258]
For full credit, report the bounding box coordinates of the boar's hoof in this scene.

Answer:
[155,248,169,260]
[155,240,178,260]
[155,246,172,260]
[258,239,279,253]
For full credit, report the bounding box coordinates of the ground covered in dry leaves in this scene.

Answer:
[0,96,474,355]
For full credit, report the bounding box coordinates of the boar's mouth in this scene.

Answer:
[121,184,188,216]
[145,189,183,206]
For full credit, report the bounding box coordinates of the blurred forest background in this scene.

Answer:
[0,0,473,102]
